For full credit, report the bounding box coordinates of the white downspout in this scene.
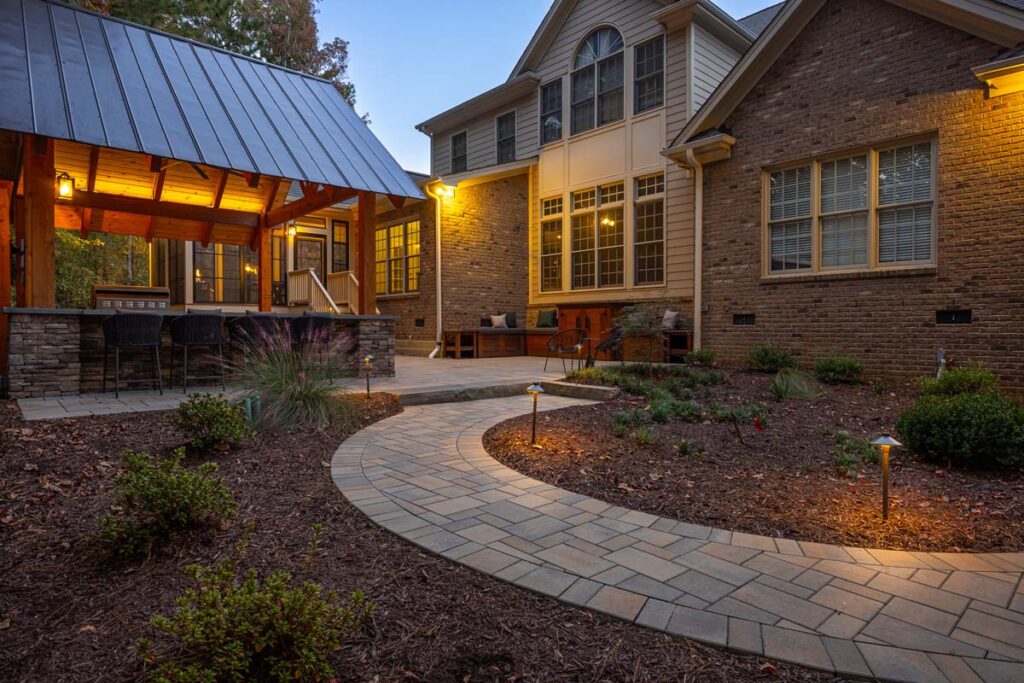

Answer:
[426,185,444,358]
[685,149,703,351]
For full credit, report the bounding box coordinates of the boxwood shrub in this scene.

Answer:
[748,344,796,373]
[896,392,1024,469]
[814,354,864,385]
[919,363,999,397]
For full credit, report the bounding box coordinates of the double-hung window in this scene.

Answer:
[450,132,467,174]
[540,80,563,145]
[634,173,665,285]
[765,140,935,275]
[634,36,664,114]
[571,28,624,135]
[540,197,563,292]
[375,220,421,295]
[496,112,516,164]
[571,182,624,289]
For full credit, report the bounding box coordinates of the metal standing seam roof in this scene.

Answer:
[0,0,423,200]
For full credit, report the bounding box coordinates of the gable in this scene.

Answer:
[671,0,1024,148]
[524,0,667,83]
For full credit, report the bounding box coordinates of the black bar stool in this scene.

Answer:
[169,313,227,393]
[102,312,164,398]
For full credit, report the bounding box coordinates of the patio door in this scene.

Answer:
[294,234,326,282]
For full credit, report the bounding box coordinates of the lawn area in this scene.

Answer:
[0,396,839,682]
[485,363,1024,552]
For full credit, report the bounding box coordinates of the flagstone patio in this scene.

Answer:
[16,355,569,421]
[333,394,1024,683]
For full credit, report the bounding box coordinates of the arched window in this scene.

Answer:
[571,27,624,135]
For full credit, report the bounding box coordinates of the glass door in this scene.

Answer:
[294,234,327,281]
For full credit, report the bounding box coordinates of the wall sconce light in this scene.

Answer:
[435,184,455,199]
[56,172,74,199]
[527,383,545,445]
[872,434,902,522]
[363,354,374,395]
[287,222,298,237]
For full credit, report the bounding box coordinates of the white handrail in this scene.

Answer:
[287,268,340,314]
[326,270,360,315]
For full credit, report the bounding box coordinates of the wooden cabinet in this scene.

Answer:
[558,305,614,359]
[477,331,525,358]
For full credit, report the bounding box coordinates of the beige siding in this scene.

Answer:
[430,91,539,177]
[691,21,740,113]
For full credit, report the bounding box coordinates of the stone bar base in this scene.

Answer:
[5,309,398,399]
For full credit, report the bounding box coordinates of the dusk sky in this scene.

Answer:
[321,1,780,175]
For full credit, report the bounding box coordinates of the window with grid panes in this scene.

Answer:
[571,182,624,289]
[540,80,562,145]
[634,36,664,114]
[634,173,665,285]
[496,111,516,164]
[450,132,467,173]
[375,221,421,295]
[571,28,624,135]
[540,197,563,292]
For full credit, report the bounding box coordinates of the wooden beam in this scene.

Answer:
[62,189,260,228]
[12,197,24,307]
[0,180,12,375]
[357,191,376,316]
[257,218,272,311]
[81,208,91,238]
[189,163,209,181]
[146,163,168,243]
[265,186,356,228]
[263,178,282,212]
[388,194,406,210]
[22,135,55,308]
[299,181,319,198]
[149,155,162,173]
[201,170,229,247]
[87,146,100,192]
[243,172,261,189]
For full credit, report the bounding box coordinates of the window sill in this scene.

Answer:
[377,292,420,301]
[759,266,937,285]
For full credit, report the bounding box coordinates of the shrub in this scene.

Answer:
[896,392,1024,469]
[631,427,653,445]
[139,529,372,682]
[831,431,879,474]
[100,449,236,558]
[748,344,796,373]
[769,368,821,400]
[814,354,865,385]
[173,393,251,451]
[230,325,360,431]
[684,349,717,366]
[919,363,999,397]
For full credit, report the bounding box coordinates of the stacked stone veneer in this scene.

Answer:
[6,312,398,399]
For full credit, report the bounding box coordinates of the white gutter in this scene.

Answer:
[685,149,704,351]
[425,184,446,358]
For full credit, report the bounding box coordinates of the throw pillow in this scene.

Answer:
[490,314,509,329]
[662,310,680,329]
[501,311,518,328]
[536,309,557,328]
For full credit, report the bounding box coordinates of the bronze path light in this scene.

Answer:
[527,383,545,445]
[872,434,902,522]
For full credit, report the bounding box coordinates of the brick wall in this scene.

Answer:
[701,0,1024,389]
[376,175,530,353]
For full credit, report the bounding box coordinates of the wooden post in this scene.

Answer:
[22,135,56,308]
[0,180,12,376]
[357,191,376,316]
[12,197,24,307]
[257,223,272,312]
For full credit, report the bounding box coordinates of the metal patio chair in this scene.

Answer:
[168,313,227,393]
[544,327,587,373]
[102,312,164,398]
[593,326,626,367]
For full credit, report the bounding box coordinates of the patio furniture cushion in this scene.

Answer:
[536,309,557,328]
[490,314,509,329]
[663,310,680,329]
[501,311,518,328]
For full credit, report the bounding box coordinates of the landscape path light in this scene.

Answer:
[527,383,545,445]
[872,434,902,522]
[363,354,374,396]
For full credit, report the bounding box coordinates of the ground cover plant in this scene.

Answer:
[0,396,834,682]
[489,364,1024,552]
[173,392,251,452]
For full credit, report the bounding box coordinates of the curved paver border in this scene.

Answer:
[332,396,1024,683]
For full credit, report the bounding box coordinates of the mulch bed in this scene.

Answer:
[484,370,1024,553]
[0,396,843,683]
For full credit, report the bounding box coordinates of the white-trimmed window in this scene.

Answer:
[571,28,624,135]
[634,173,665,285]
[450,132,467,174]
[766,140,935,275]
[496,111,516,164]
[634,36,664,114]
[571,182,624,289]
[540,80,562,145]
[540,197,563,292]
[375,220,421,295]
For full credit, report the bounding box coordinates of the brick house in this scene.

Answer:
[664,0,1024,386]
[411,0,780,356]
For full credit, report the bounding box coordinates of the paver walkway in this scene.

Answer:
[333,395,1024,683]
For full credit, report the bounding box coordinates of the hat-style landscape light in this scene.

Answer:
[527,383,545,445]
[872,434,902,522]
[363,354,374,396]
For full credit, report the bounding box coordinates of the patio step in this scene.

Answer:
[398,380,618,406]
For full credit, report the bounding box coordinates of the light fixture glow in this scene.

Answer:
[872,434,902,522]
[56,172,74,199]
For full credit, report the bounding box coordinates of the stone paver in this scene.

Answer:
[333,394,1024,683]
